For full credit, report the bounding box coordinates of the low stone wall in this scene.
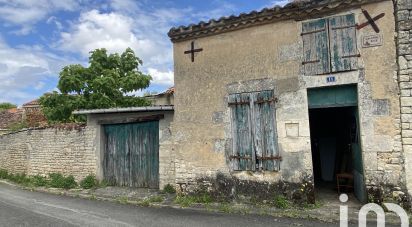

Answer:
[0,126,97,181]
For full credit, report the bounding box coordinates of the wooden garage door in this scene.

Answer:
[103,121,159,188]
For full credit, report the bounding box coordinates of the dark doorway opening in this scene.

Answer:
[309,106,361,200]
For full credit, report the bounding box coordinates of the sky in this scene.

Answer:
[0,0,289,106]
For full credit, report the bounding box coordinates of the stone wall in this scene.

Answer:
[396,0,412,199]
[0,126,97,181]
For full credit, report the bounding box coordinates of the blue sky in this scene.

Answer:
[0,0,288,105]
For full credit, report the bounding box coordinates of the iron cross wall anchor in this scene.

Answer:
[184,41,203,62]
[356,9,385,33]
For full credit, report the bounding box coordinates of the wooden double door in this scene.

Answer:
[103,121,159,188]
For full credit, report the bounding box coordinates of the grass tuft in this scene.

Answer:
[273,195,291,209]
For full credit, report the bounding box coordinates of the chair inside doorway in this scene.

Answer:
[307,85,366,203]
[310,107,356,194]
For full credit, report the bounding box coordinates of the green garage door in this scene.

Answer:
[103,121,159,188]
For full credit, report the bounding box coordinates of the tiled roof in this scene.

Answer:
[168,0,387,42]
[161,87,175,95]
[22,99,40,107]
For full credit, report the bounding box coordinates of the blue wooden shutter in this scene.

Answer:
[302,18,330,75]
[328,14,358,72]
[229,93,253,171]
[252,91,279,171]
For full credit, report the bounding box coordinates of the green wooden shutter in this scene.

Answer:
[252,91,279,171]
[302,18,330,75]
[328,14,358,72]
[229,93,253,171]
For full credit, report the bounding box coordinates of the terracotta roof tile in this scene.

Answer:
[168,0,387,42]
[22,99,40,107]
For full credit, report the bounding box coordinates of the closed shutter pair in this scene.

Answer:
[229,90,280,171]
[302,14,359,75]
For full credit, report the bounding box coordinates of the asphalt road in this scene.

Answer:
[0,182,380,227]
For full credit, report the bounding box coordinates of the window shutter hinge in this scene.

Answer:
[302,59,320,65]
[341,54,361,58]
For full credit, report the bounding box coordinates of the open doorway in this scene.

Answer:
[310,107,355,189]
[307,85,366,203]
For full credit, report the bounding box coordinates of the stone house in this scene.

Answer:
[167,0,411,204]
[2,0,410,207]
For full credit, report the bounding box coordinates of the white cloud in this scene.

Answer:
[110,0,140,13]
[58,9,173,71]
[0,0,82,34]
[47,16,63,30]
[0,38,74,104]
[268,0,291,7]
[147,68,174,87]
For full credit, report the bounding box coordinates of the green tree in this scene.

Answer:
[0,102,17,112]
[40,48,152,122]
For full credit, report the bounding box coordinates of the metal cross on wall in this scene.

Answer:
[356,9,385,33]
[184,41,203,62]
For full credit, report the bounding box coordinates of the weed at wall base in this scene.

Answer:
[80,175,98,189]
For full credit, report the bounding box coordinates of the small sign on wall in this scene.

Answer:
[362,34,383,48]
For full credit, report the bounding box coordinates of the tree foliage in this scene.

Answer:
[0,102,17,112]
[40,48,152,122]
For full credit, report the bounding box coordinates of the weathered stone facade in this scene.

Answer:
[169,0,408,203]
[396,0,412,201]
[0,126,97,181]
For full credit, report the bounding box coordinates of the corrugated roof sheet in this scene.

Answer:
[73,105,174,115]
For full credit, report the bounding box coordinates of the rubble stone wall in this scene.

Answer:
[0,127,97,181]
[396,0,412,200]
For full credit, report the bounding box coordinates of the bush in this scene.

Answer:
[80,175,98,189]
[0,169,8,179]
[63,176,77,189]
[49,173,77,189]
[32,175,48,187]
[162,184,176,194]
[49,173,64,188]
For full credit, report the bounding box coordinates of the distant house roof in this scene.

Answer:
[73,106,174,115]
[22,99,40,108]
[162,87,175,95]
[168,0,386,42]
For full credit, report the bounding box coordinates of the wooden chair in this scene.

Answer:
[336,173,354,194]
